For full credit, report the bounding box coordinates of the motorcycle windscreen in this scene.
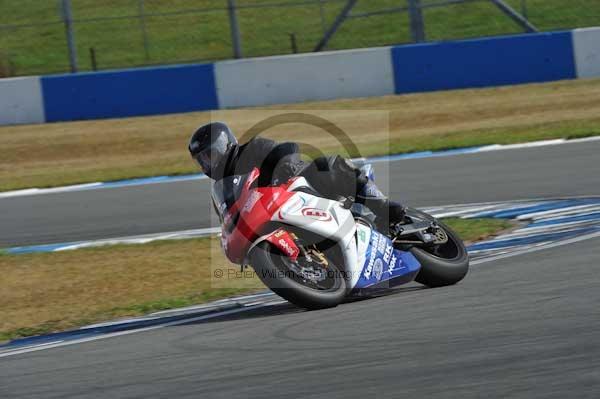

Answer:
[353,224,421,289]
[211,173,251,219]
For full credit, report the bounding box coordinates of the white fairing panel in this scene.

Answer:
[274,192,355,242]
[341,234,360,288]
[274,190,361,285]
[350,223,373,288]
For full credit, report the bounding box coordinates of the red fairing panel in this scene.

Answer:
[222,170,295,263]
[264,228,300,261]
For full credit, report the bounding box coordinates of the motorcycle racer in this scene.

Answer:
[188,121,405,230]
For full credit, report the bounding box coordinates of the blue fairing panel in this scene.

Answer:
[354,230,421,289]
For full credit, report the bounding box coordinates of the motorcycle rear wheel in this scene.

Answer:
[404,208,469,287]
[250,241,347,310]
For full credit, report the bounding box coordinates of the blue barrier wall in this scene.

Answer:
[41,63,217,122]
[3,28,599,126]
[392,31,577,94]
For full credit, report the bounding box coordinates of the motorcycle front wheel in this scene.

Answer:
[250,241,347,310]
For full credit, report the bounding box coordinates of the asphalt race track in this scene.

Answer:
[1,140,599,398]
[2,237,599,398]
[2,139,600,247]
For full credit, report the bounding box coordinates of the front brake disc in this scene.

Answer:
[433,227,449,245]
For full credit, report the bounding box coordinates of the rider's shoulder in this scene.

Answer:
[248,136,276,144]
[244,136,278,150]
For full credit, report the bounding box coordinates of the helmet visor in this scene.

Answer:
[193,150,212,175]
[189,122,236,178]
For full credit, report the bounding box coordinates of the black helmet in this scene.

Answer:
[188,122,238,178]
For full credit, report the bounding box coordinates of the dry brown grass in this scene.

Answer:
[0,218,510,341]
[0,237,261,340]
[1,78,600,191]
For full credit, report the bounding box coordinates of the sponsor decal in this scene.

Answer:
[363,232,379,279]
[373,258,384,280]
[358,229,367,243]
[301,207,333,222]
[385,253,404,275]
[267,228,299,260]
[383,243,393,263]
[377,234,386,254]
[389,253,397,272]
[278,238,296,257]
[364,256,374,279]
[371,231,380,253]
[362,231,405,281]
[242,191,262,213]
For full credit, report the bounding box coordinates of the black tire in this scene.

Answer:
[250,241,347,310]
[404,208,469,287]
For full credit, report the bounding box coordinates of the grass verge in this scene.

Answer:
[1,0,597,76]
[2,78,600,192]
[0,217,513,343]
[441,218,514,244]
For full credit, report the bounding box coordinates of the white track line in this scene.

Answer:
[52,228,218,252]
[471,230,600,265]
[0,303,275,358]
[2,136,600,200]
[0,183,103,199]
[516,204,600,220]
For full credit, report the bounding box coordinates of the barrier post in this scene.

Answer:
[227,0,243,59]
[314,0,358,52]
[138,0,151,61]
[407,0,426,43]
[317,0,327,34]
[490,0,537,33]
[520,0,528,19]
[89,47,98,71]
[61,0,79,73]
[289,33,298,53]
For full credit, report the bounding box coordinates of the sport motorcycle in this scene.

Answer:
[212,164,469,309]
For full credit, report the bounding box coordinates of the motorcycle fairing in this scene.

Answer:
[272,184,362,286]
[274,190,356,243]
[264,228,300,261]
[217,169,420,291]
[220,169,296,263]
[353,224,421,290]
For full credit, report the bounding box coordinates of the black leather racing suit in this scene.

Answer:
[218,137,404,228]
